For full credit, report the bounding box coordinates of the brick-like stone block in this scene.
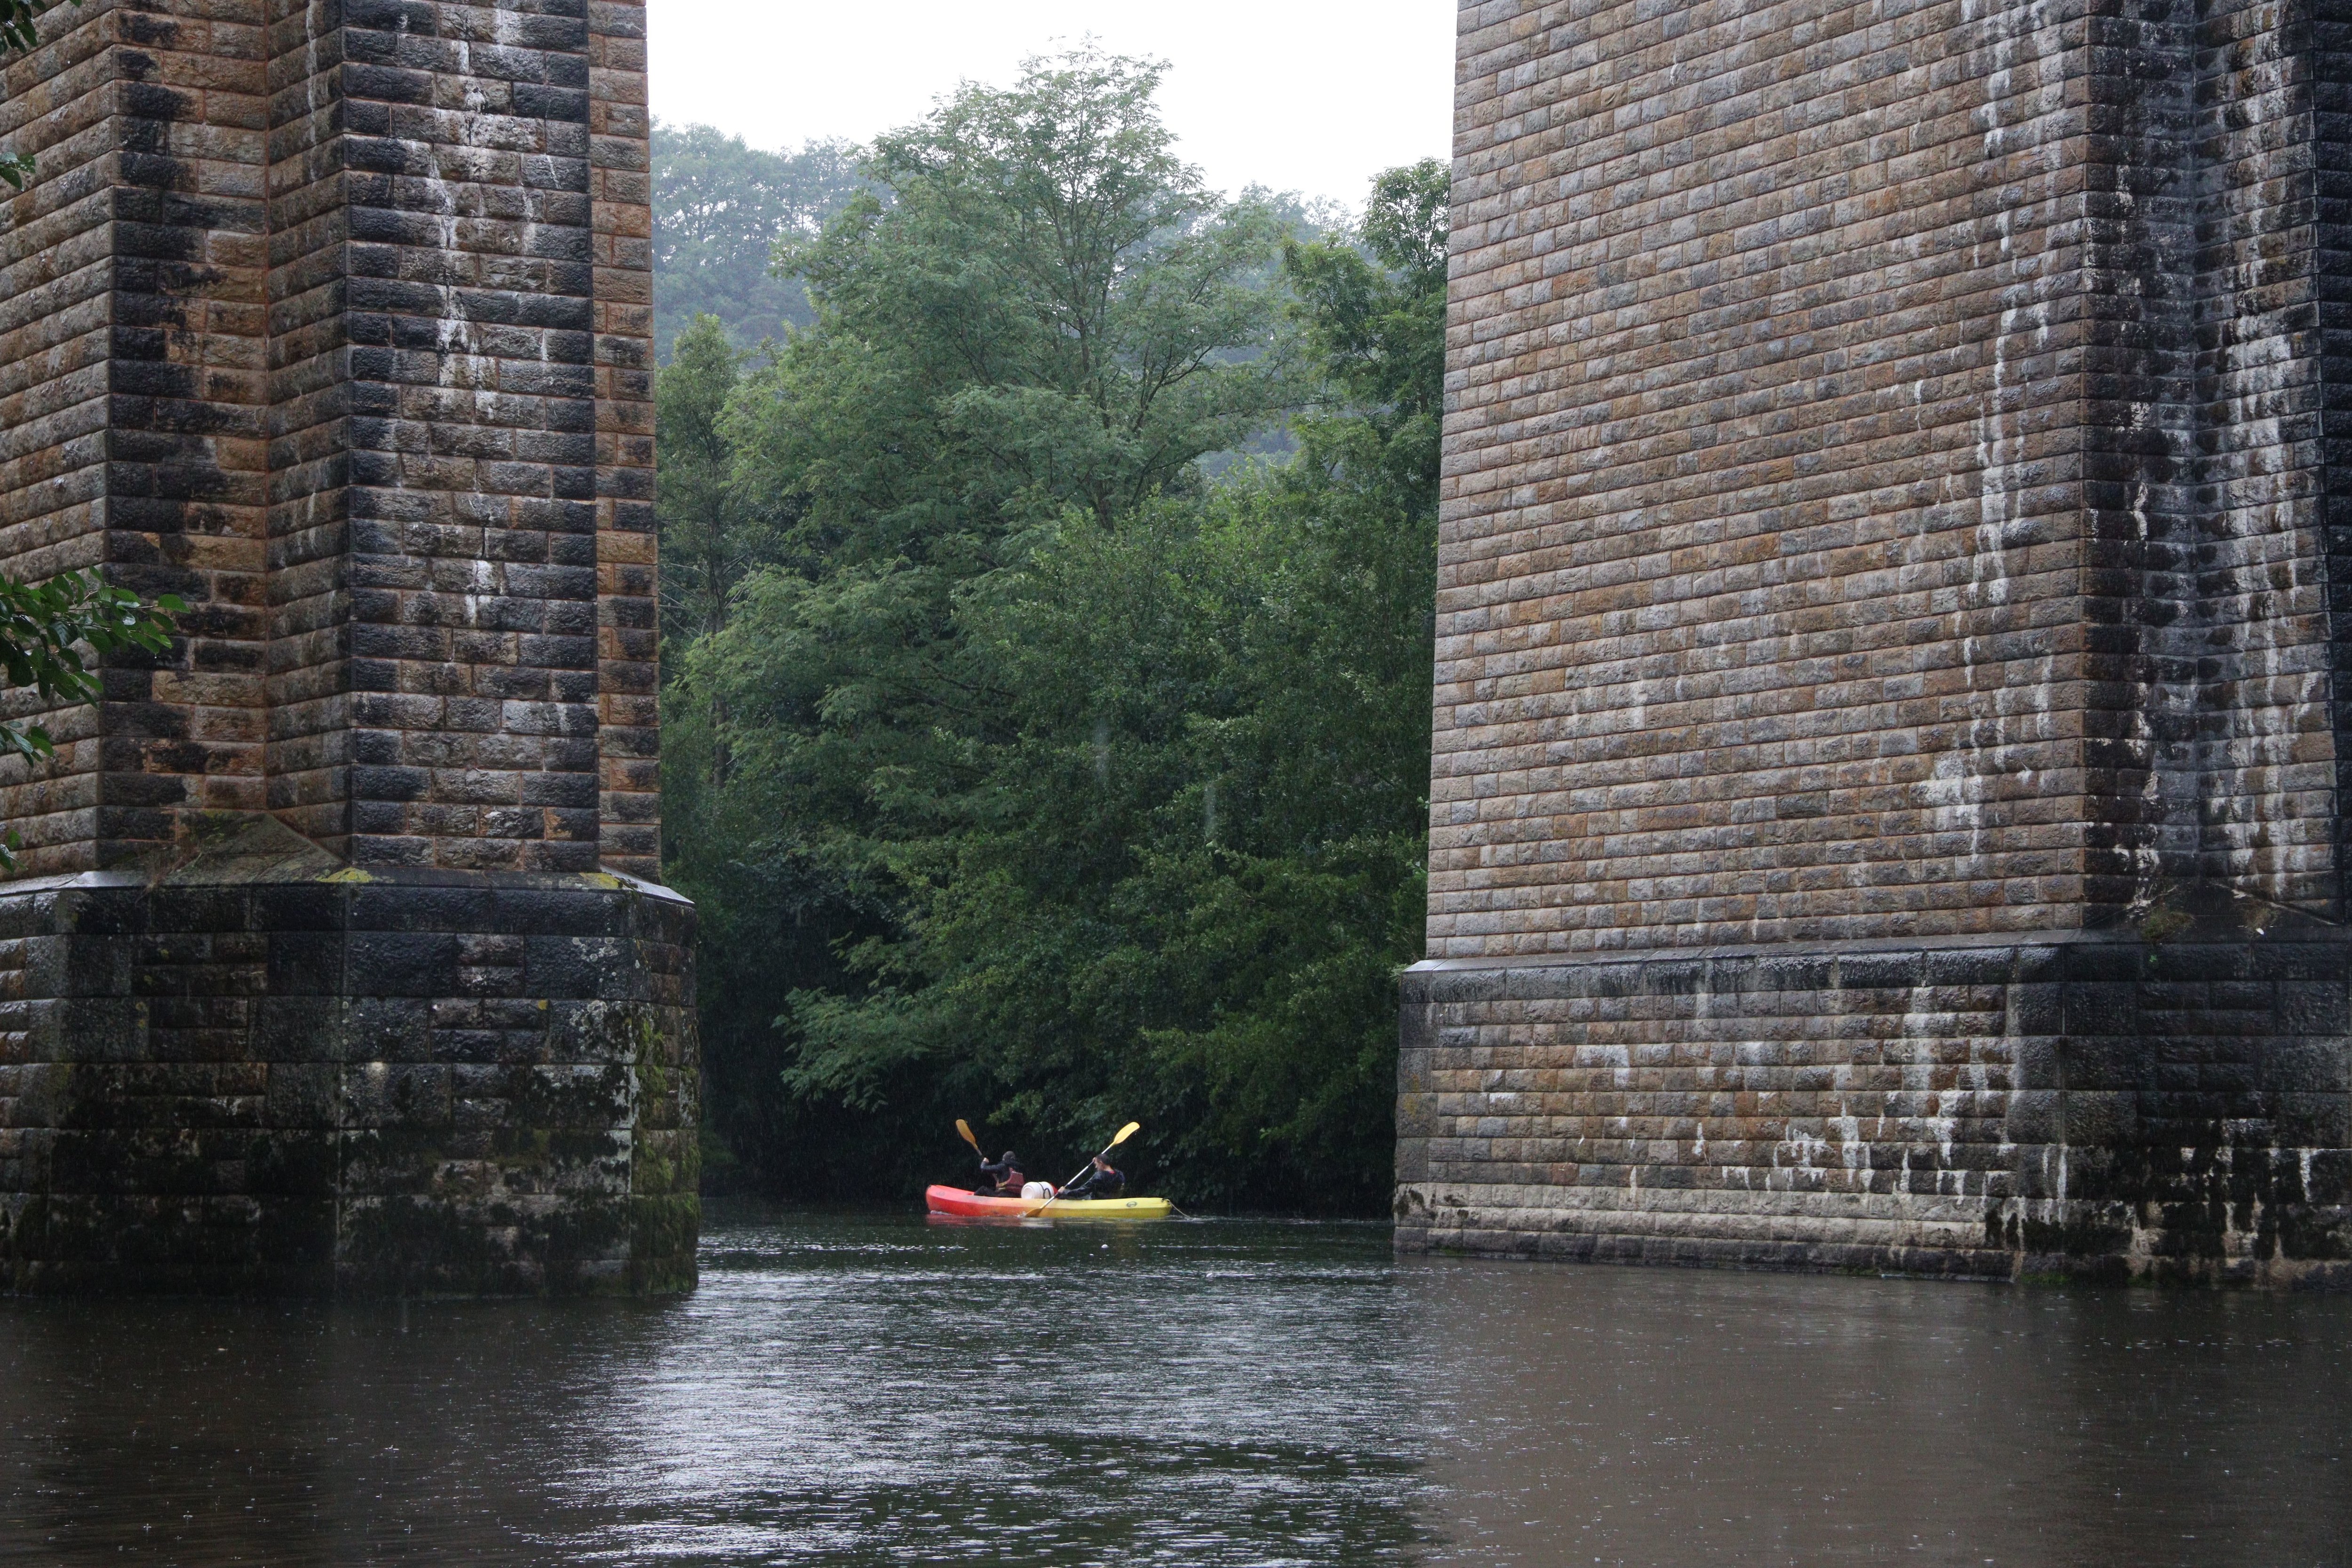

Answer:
[1432,0,2351,958]
[0,822,698,1294]
[0,0,660,877]
[0,0,688,1294]
[1413,0,2352,1282]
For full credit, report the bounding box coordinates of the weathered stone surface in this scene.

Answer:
[1411,0,2352,1281]
[1398,910,2352,1284]
[0,817,698,1294]
[0,0,689,1294]
[0,0,657,877]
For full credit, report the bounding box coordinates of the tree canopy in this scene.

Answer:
[651,123,866,358]
[655,48,1447,1211]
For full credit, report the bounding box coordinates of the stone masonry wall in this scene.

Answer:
[1415,0,2352,1279]
[1399,927,2352,1283]
[0,0,688,1294]
[587,0,657,876]
[0,824,699,1295]
[0,0,274,871]
[0,0,659,877]
[1434,0,2343,958]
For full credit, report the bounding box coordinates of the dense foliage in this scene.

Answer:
[651,123,867,358]
[656,50,1444,1212]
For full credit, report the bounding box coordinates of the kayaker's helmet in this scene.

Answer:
[1001,1151,1019,1166]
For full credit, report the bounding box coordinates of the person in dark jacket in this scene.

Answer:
[1059,1156,1125,1200]
[975,1151,1024,1195]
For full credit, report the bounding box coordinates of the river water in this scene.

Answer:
[1,1203,2345,1565]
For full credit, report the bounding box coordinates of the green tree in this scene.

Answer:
[660,47,1446,1210]
[652,123,866,358]
[728,48,1291,554]
[1282,159,1449,513]
[665,48,1296,1193]
[0,574,183,764]
[772,160,1450,1211]
[653,312,815,1190]
[655,314,774,644]
[689,43,1295,886]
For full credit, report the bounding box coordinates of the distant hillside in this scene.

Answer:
[652,122,870,359]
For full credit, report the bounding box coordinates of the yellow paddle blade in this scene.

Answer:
[1110,1120,1140,1147]
[955,1118,981,1150]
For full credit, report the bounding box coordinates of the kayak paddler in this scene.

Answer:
[1058,1156,1125,1200]
[974,1150,1024,1195]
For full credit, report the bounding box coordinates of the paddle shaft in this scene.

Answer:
[1048,1138,1127,1203]
[1021,1145,1116,1215]
[1022,1122,1140,1214]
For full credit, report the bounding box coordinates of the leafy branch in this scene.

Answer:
[0,573,183,765]
[0,573,183,868]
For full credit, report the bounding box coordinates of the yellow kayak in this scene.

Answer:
[925,1185,1171,1220]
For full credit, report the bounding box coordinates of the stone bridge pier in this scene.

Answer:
[1407,0,2352,1284]
[0,0,696,1292]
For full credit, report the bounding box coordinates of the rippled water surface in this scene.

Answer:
[2,1204,2348,1564]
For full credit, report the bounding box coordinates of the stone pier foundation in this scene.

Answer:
[0,0,696,1293]
[1399,919,2352,1284]
[1416,1,2352,1282]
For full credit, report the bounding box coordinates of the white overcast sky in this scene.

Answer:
[646,1,1457,208]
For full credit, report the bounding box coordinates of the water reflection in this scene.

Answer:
[0,1204,2345,1564]
[1416,1265,2352,1566]
[577,1216,1421,1565]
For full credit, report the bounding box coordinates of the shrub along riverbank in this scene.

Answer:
[653,49,1443,1212]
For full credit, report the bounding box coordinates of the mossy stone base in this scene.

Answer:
[0,825,699,1295]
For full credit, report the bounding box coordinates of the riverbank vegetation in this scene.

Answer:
[654,50,1443,1212]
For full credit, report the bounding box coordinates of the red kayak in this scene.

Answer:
[923,1184,1172,1220]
